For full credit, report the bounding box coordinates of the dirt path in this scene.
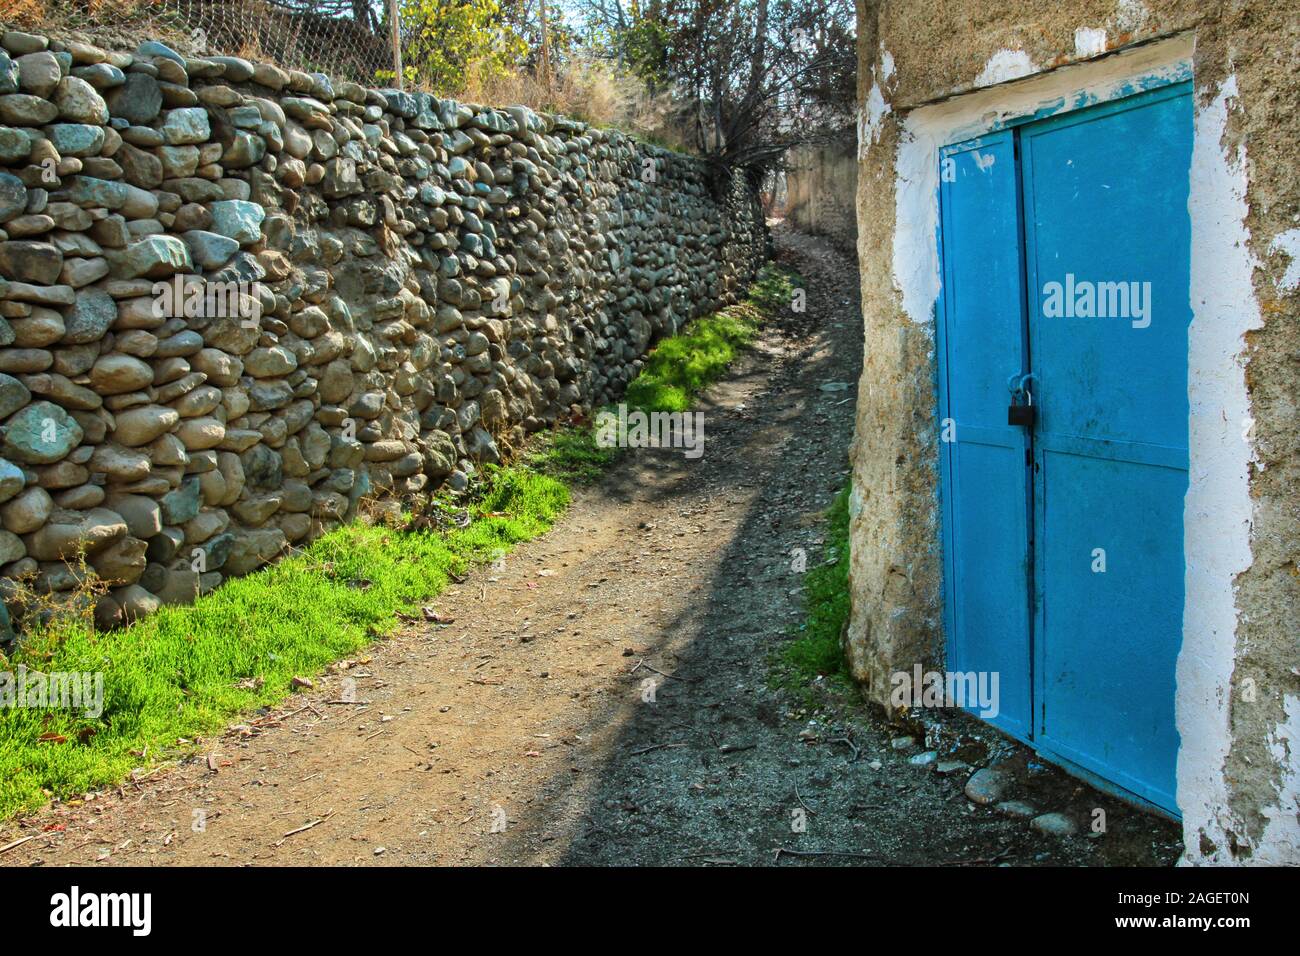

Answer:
[0,227,1182,867]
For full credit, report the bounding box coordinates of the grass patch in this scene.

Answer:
[624,264,800,414]
[0,467,567,821]
[773,483,852,696]
[525,426,616,483]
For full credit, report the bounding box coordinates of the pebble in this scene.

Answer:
[1030,812,1079,837]
[964,767,1011,805]
[995,800,1038,819]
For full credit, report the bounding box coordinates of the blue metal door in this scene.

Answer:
[938,84,1192,815]
[1021,84,1192,814]
[937,130,1033,742]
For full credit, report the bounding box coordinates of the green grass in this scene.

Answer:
[526,426,616,483]
[0,466,567,820]
[774,483,852,693]
[0,263,798,823]
[624,265,800,413]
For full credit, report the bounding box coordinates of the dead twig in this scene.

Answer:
[772,847,880,862]
[0,835,38,855]
[629,742,687,757]
[794,784,818,816]
[628,659,692,682]
[828,736,860,761]
[274,809,336,846]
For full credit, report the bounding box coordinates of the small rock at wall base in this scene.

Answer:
[964,767,1010,805]
[1030,812,1078,837]
[995,800,1037,819]
[116,583,161,622]
[222,527,287,576]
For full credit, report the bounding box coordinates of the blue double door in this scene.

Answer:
[937,83,1192,815]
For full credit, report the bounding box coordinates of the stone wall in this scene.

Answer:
[781,133,856,250]
[0,28,765,628]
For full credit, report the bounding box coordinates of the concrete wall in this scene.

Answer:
[849,0,1298,863]
[0,28,765,628]
[782,134,857,249]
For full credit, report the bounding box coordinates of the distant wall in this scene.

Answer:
[782,134,856,249]
[0,27,766,628]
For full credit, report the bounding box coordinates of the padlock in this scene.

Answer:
[1008,384,1036,427]
[1008,402,1036,426]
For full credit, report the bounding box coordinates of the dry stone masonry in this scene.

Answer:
[0,29,765,630]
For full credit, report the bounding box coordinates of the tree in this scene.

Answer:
[396,0,530,91]
[573,0,855,169]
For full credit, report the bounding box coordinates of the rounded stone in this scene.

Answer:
[103,493,161,539]
[62,288,117,343]
[175,416,225,450]
[0,92,58,126]
[1,400,82,463]
[112,404,179,446]
[88,534,147,586]
[28,506,127,560]
[15,51,60,98]
[106,71,162,124]
[0,171,26,223]
[116,583,161,621]
[1,484,50,531]
[0,371,31,418]
[244,345,296,378]
[0,456,24,503]
[53,75,108,124]
[0,528,24,564]
[964,767,1010,806]
[1030,812,1079,837]
[90,353,154,394]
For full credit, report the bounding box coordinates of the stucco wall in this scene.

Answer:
[782,134,857,249]
[0,27,765,629]
[850,0,1298,863]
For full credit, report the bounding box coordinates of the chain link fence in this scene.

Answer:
[0,0,397,84]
